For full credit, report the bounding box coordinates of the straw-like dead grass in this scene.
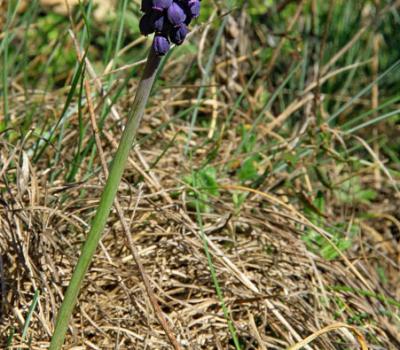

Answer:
[1,93,399,348]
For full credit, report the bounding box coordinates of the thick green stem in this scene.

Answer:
[49,48,161,350]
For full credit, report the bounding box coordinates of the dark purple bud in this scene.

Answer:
[140,11,167,35]
[141,0,152,13]
[153,35,170,56]
[152,0,173,11]
[170,24,189,45]
[167,2,186,26]
[139,13,155,35]
[188,0,200,18]
[139,0,200,52]
[153,13,165,32]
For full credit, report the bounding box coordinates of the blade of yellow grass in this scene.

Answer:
[287,322,368,350]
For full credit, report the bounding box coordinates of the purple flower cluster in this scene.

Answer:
[140,0,201,56]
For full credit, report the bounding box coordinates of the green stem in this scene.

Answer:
[49,48,161,350]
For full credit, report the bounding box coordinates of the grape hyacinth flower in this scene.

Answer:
[140,0,201,55]
[153,34,171,55]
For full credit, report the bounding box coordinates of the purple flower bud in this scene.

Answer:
[152,0,173,11]
[140,11,167,35]
[153,35,170,55]
[167,2,186,26]
[187,0,200,18]
[139,0,201,55]
[139,13,155,35]
[170,24,189,45]
[141,0,152,13]
[155,16,167,33]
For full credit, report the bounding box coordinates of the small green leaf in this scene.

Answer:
[336,177,377,204]
[184,166,220,213]
[238,155,262,182]
[232,191,247,210]
[199,166,219,196]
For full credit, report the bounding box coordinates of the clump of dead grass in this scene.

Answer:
[1,103,399,349]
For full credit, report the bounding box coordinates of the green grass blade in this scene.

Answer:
[345,108,400,134]
[185,15,228,154]
[18,289,40,350]
[33,50,87,164]
[193,171,242,350]
[329,59,400,124]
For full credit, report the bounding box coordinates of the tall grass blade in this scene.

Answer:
[329,59,400,124]
[18,289,40,350]
[193,173,242,350]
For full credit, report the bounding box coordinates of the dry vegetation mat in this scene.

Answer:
[1,0,400,349]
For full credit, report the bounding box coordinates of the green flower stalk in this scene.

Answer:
[50,0,203,346]
[49,47,161,350]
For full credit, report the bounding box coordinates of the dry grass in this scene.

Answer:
[1,1,400,349]
[1,100,399,348]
